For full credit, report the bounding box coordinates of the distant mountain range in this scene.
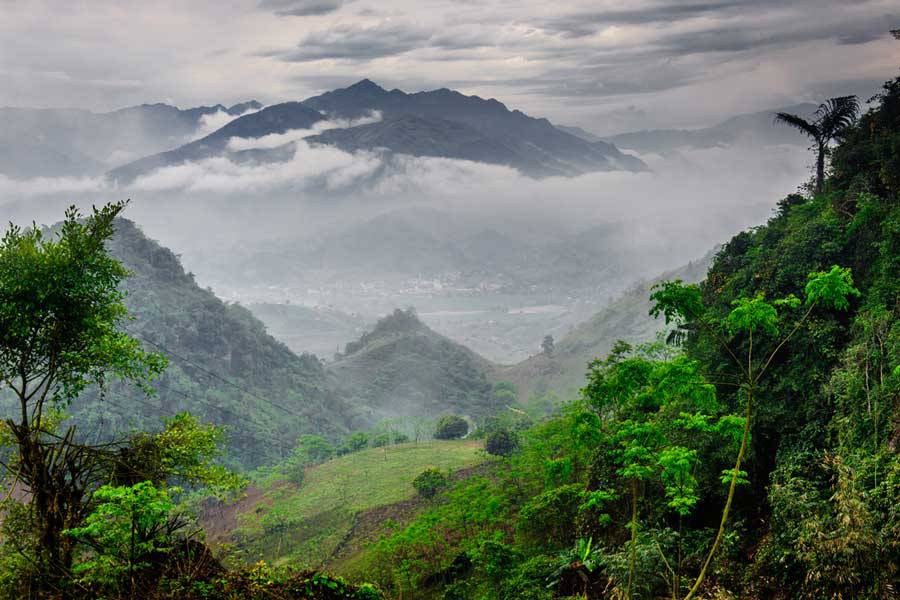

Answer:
[0,79,645,182]
[561,103,818,155]
[3,80,824,183]
[0,101,261,178]
[107,79,646,181]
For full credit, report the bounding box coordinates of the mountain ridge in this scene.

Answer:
[106,79,646,181]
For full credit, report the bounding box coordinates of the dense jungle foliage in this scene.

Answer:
[354,74,900,599]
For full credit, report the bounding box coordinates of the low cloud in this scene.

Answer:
[192,105,265,141]
[0,135,812,286]
[225,111,381,151]
[0,174,107,203]
[129,141,382,193]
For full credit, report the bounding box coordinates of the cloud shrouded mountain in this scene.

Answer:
[107,101,323,182]
[0,101,261,178]
[303,79,646,176]
[599,103,820,154]
[107,79,646,182]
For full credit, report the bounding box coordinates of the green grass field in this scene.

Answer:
[225,439,485,568]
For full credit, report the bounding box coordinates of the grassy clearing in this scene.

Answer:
[228,439,484,568]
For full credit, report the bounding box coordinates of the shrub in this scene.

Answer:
[283,458,307,486]
[434,416,468,440]
[413,468,449,499]
[485,429,518,457]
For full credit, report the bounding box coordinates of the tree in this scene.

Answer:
[775,96,859,195]
[541,335,555,357]
[434,415,468,440]
[0,202,166,593]
[583,348,719,599]
[63,482,177,596]
[341,432,370,454]
[294,434,334,463]
[650,266,860,599]
[412,468,448,499]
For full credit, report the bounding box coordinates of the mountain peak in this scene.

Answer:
[346,78,387,93]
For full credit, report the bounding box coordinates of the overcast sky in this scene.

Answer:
[1,0,898,133]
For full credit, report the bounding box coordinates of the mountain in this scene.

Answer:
[0,101,260,178]
[494,255,712,401]
[108,79,645,181]
[555,124,605,143]
[303,79,646,176]
[307,114,555,175]
[64,218,353,468]
[604,103,818,154]
[107,101,322,182]
[11,218,511,466]
[327,308,496,424]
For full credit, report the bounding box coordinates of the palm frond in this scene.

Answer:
[818,95,859,137]
[774,112,820,141]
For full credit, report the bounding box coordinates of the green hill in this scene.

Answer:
[73,219,354,467]
[202,439,485,569]
[328,308,497,427]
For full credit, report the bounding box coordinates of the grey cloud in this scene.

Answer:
[429,30,494,51]
[657,15,895,55]
[258,0,346,16]
[541,1,747,38]
[272,21,492,65]
[274,21,430,62]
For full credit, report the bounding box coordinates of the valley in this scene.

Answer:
[1,9,896,598]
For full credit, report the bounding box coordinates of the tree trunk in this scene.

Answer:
[816,142,825,195]
[627,480,638,600]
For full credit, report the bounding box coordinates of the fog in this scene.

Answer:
[0,133,810,361]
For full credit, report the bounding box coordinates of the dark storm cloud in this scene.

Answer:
[258,0,346,16]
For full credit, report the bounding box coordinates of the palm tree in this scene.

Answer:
[775,95,859,195]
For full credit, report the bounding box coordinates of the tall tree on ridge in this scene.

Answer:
[775,95,859,195]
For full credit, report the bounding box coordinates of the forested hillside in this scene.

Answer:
[496,256,711,403]
[347,74,900,599]
[78,220,354,467]
[328,308,496,426]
